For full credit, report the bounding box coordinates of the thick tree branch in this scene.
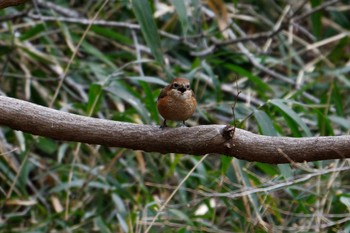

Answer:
[0,96,349,164]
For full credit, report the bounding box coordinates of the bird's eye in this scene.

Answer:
[173,83,179,88]
[185,84,190,89]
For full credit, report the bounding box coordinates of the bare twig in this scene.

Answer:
[205,166,350,198]
[27,12,141,30]
[0,11,28,22]
[230,77,242,135]
[211,27,285,46]
[35,0,80,18]
[293,0,340,22]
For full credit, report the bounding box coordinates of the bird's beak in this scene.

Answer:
[178,86,186,93]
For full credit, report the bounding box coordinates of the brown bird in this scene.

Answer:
[157,77,197,128]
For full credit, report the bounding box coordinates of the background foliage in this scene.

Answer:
[1,0,350,232]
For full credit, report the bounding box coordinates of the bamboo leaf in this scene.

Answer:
[253,110,277,136]
[269,99,312,137]
[132,0,165,67]
[171,0,190,36]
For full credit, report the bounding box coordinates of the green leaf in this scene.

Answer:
[108,82,151,123]
[332,82,344,116]
[169,209,193,225]
[129,76,169,86]
[116,213,129,233]
[310,0,323,39]
[189,157,206,181]
[14,130,26,152]
[253,110,292,179]
[225,64,271,94]
[255,163,278,177]
[278,164,293,179]
[167,154,182,177]
[329,115,350,130]
[87,83,103,115]
[37,137,57,154]
[220,156,233,174]
[111,193,129,232]
[19,24,45,41]
[91,25,132,45]
[81,40,116,68]
[50,180,116,193]
[132,0,165,67]
[340,195,350,209]
[139,81,159,122]
[253,110,277,136]
[94,216,111,233]
[236,160,260,216]
[202,60,222,102]
[316,109,334,136]
[269,99,312,137]
[0,45,13,56]
[57,143,69,163]
[171,0,190,36]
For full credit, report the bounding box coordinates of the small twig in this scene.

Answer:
[35,0,80,18]
[293,0,340,22]
[231,77,242,134]
[205,166,350,199]
[28,12,140,30]
[0,10,28,22]
[277,148,314,172]
[288,0,309,19]
[212,28,285,46]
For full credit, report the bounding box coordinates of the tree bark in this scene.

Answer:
[0,96,349,164]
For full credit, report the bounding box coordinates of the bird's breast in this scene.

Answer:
[157,90,196,121]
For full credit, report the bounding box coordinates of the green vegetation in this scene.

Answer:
[1,0,350,232]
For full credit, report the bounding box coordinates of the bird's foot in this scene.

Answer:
[180,121,189,127]
[160,120,167,129]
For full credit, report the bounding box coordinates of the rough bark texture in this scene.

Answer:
[0,96,349,164]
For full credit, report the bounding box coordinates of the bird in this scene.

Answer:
[157,77,197,128]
